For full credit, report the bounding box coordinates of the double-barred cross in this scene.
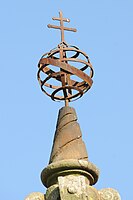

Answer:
[47,11,77,42]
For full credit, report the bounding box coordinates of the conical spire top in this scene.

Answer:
[49,106,88,163]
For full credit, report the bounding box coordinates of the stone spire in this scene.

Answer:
[49,106,88,163]
[25,11,121,200]
[41,106,99,190]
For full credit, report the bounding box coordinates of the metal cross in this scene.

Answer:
[47,11,77,42]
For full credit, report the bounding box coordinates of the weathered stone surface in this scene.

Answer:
[99,188,121,200]
[41,159,99,187]
[41,106,99,188]
[58,175,100,200]
[86,186,100,200]
[49,106,88,163]
[46,184,60,200]
[25,192,45,200]
[39,107,121,200]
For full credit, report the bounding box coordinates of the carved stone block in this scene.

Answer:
[58,175,100,200]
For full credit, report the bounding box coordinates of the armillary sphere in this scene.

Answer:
[37,11,94,106]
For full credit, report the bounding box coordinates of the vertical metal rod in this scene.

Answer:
[65,99,69,106]
[59,11,65,42]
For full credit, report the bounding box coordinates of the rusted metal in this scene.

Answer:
[37,11,94,105]
[47,11,77,42]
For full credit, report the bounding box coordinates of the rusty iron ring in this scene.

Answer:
[39,58,93,82]
[51,49,92,74]
[38,58,93,87]
[39,69,90,98]
[39,45,93,76]
[38,58,93,101]
[50,45,80,60]
[40,45,79,60]
[51,85,83,101]
[40,72,89,101]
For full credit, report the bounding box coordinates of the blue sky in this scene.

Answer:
[0,0,133,199]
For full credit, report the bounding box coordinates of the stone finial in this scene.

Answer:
[41,106,99,188]
[25,192,45,200]
[99,188,121,200]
